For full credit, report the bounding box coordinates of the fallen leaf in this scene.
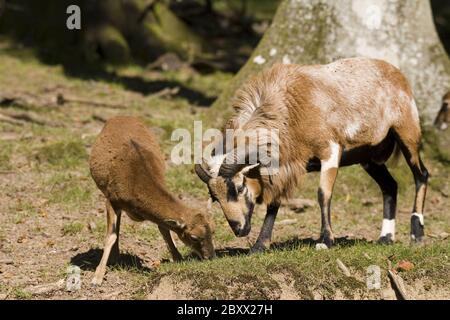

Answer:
[396,260,414,272]
[39,209,48,218]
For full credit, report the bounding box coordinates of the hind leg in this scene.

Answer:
[92,200,122,286]
[362,162,398,244]
[395,128,429,243]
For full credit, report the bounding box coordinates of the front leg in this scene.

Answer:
[318,142,341,248]
[250,202,280,253]
[158,226,183,262]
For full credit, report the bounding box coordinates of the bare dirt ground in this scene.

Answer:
[0,46,449,300]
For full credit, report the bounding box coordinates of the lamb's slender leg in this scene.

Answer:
[394,125,429,243]
[158,226,183,262]
[250,202,280,253]
[362,162,398,244]
[318,142,341,248]
[91,200,121,286]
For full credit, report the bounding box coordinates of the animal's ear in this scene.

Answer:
[240,163,261,176]
[165,219,186,230]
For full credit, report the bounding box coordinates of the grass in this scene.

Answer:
[35,139,88,169]
[0,41,448,300]
[145,241,450,299]
[62,221,85,236]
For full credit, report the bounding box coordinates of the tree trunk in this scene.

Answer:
[211,0,450,125]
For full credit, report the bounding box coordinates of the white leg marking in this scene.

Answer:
[380,219,395,239]
[412,212,424,226]
[321,141,341,171]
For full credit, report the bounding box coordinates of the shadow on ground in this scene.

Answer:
[213,236,373,258]
[70,248,152,273]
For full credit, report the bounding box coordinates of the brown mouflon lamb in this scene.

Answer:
[89,116,215,285]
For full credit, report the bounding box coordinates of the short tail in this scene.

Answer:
[388,142,402,167]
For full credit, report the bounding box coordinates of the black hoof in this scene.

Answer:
[319,234,334,248]
[378,234,394,245]
[411,215,424,244]
[249,244,268,254]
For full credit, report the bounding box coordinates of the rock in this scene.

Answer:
[0,293,7,300]
[88,221,97,232]
[439,232,449,240]
[315,243,328,251]
[25,279,64,295]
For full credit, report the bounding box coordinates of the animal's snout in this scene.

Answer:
[229,219,251,237]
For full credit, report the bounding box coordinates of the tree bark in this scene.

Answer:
[211,0,450,124]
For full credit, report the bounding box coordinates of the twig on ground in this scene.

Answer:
[57,94,126,109]
[388,270,410,300]
[0,113,25,126]
[0,110,61,127]
[336,258,351,277]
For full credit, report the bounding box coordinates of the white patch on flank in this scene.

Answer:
[344,122,361,139]
[207,154,227,176]
[321,141,341,171]
[380,219,396,239]
[410,99,420,123]
[269,48,277,56]
[253,55,266,65]
[412,212,424,226]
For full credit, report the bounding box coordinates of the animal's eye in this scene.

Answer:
[189,234,201,242]
[237,185,245,194]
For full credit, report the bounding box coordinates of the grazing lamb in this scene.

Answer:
[196,57,428,252]
[90,116,215,285]
[434,91,450,130]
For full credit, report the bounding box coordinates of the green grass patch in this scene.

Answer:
[47,172,94,208]
[35,139,87,168]
[62,221,84,236]
[145,241,450,299]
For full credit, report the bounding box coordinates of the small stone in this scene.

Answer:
[253,55,266,65]
[315,243,329,251]
[439,232,449,240]
[88,221,97,232]
[0,294,7,300]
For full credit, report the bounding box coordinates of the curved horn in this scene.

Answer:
[195,163,212,183]
[218,150,259,178]
[218,163,248,178]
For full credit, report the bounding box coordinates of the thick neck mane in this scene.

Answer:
[223,64,307,204]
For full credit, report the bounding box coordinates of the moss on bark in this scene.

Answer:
[211,0,450,125]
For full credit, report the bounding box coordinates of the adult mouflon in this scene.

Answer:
[196,57,428,252]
